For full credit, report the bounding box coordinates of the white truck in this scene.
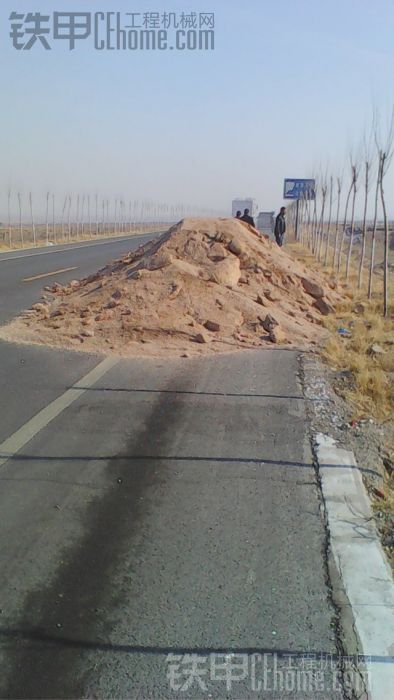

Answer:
[231,198,257,218]
[256,211,275,238]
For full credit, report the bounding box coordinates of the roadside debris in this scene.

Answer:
[0,217,341,358]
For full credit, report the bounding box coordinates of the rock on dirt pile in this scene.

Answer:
[0,218,340,357]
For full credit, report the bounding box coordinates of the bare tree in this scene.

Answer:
[323,176,333,266]
[303,193,312,249]
[311,189,318,255]
[345,162,360,279]
[359,127,375,286]
[119,199,123,234]
[336,160,357,275]
[81,195,86,237]
[52,194,55,243]
[314,168,327,260]
[377,109,394,316]
[29,192,36,246]
[133,200,138,229]
[7,188,12,248]
[68,196,72,239]
[45,191,50,245]
[358,154,372,288]
[88,195,92,237]
[60,195,67,239]
[76,194,80,238]
[332,176,342,268]
[17,192,23,246]
[367,158,381,300]
[317,180,328,261]
[303,195,311,247]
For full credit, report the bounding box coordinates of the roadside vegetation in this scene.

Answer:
[0,193,224,252]
[0,223,167,252]
[288,242,393,421]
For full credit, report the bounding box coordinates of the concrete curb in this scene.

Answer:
[315,433,394,700]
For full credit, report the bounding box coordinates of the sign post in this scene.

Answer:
[283,178,315,241]
[295,199,300,241]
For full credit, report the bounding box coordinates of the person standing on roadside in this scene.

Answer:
[235,210,242,219]
[274,206,286,246]
[240,208,255,227]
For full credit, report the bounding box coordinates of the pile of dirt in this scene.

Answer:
[0,218,342,358]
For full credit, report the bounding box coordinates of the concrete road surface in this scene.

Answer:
[0,237,349,698]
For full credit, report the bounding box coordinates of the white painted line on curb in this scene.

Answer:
[315,433,394,700]
[0,357,119,469]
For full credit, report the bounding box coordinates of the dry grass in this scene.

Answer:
[321,304,393,420]
[288,242,393,420]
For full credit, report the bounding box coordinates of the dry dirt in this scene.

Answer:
[0,217,342,358]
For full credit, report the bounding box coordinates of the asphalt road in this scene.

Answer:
[0,237,347,698]
[0,233,159,325]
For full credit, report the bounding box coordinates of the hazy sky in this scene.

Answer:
[1,0,394,219]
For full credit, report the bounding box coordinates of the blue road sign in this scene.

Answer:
[283,178,316,200]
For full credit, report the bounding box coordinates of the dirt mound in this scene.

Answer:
[0,218,341,357]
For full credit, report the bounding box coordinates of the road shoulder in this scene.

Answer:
[301,353,394,699]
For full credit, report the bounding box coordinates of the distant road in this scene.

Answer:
[0,232,161,325]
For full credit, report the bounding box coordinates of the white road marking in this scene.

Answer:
[315,433,394,700]
[22,266,78,282]
[0,233,153,263]
[0,357,118,469]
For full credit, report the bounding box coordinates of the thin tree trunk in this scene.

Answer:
[317,195,326,261]
[29,193,36,246]
[7,189,12,248]
[324,177,333,266]
[379,154,389,317]
[337,181,353,275]
[61,196,67,239]
[345,181,358,279]
[45,192,50,245]
[18,194,23,246]
[95,195,98,236]
[358,163,370,289]
[81,195,85,237]
[52,194,55,243]
[332,181,342,268]
[368,158,381,299]
[304,199,310,248]
[311,198,318,254]
[76,195,80,238]
[68,196,72,239]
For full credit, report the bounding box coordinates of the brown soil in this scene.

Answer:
[0,218,342,358]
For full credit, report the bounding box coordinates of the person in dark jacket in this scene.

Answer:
[235,210,242,219]
[240,208,255,227]
[274,207,286,246]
